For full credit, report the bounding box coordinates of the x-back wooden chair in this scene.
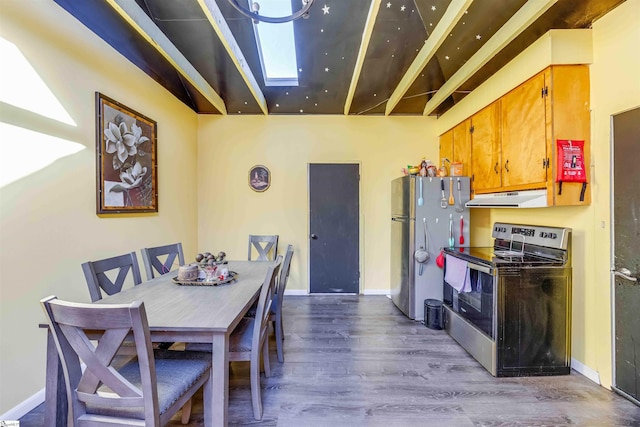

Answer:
[141,242,185,281]
[81,252,142,302]
[188,255,282,420]
[248,235,279,261]
[40,295,211,426]
[271,245,294,363]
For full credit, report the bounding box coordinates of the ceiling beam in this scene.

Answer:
[197,0,268,115]
[105,0,227,114]
[384,0,473,116]
[423,0,558,116]
[343,0,382,115]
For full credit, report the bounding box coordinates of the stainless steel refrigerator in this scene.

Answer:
[390,175,471,320]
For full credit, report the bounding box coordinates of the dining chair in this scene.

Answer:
[271,245,294,363]
[188,255,282,420]
[141,242,185,281]
[40,295,211,426]
[81,252,142,302]
[230,255,281,419]
[248,234,279,261]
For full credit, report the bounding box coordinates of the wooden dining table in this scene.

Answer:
[43,260,272,427]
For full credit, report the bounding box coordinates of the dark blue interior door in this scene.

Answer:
[309,163,360,293]
[612,107,640,405]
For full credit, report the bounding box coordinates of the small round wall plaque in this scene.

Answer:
[249,165,270,192]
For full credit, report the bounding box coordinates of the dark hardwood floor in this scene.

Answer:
[20,295,640,426]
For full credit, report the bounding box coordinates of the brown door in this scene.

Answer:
[611,106,640,405]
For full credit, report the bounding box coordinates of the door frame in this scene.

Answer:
[609,106,640,404]
[307,162,363,294]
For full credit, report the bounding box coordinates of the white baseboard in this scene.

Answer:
[0,388,45,421]
[571,358,601,385]
[363,289,391,296]
[283,289,308,296]
[284,290,391,296]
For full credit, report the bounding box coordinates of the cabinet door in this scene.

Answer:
[501,72,547,188]
[548,65,591,206]
[439,129,454,166]
[471,102,502,192]
[452,119,471,176]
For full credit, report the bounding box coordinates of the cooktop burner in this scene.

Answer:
[445,247,565,268]
[445,222,572,268]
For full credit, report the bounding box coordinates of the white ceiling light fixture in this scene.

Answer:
[227,0,315,23]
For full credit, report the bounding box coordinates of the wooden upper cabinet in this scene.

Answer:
[452,120,471,175]
[501,71,547,188]
[471,102,502,192]
[438,65,590,206]
[439,119,471,176]
[546,65,591,206]
[439,129,454,168]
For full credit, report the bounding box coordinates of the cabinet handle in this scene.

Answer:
[494,162,499,174]
[504,160,510,173]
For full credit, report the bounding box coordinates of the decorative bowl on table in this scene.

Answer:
[177,264,199,281]
[195,251,227,266]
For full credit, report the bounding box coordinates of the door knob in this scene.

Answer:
[310,234,318,240]
[613,268,637,282]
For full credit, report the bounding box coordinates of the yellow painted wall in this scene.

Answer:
[197,115,438,293]
[433,1,640,388]
[0,1,199,411]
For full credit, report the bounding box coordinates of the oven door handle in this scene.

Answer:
[467,261,494,276]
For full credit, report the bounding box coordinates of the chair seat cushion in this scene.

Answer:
[87,350,211,419]
[229,317,255,353]
[245,293,278,318]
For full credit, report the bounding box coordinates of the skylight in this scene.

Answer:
[250,0,299,86]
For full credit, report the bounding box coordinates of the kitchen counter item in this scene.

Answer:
[448,214,454,249]
[455,178,464,212]
[448,177,454,205]
[450,162,463,176]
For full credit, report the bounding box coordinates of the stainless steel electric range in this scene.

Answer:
[443,222,572,377]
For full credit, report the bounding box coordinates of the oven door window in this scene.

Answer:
[452,269,495,338]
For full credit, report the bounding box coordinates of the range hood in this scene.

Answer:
[465,189,548,208]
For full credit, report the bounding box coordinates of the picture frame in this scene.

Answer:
[95,92,157,214]
[248,165,270,192]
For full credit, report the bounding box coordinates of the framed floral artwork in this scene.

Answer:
[249,165,270,192]
[95,92,157,214]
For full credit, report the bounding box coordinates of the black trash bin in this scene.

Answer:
[424,299,443,330]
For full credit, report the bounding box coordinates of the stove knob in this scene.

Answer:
[550,233,557,239]
[540,232,547,238]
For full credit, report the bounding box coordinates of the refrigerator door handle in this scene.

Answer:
[392,217,410,222]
